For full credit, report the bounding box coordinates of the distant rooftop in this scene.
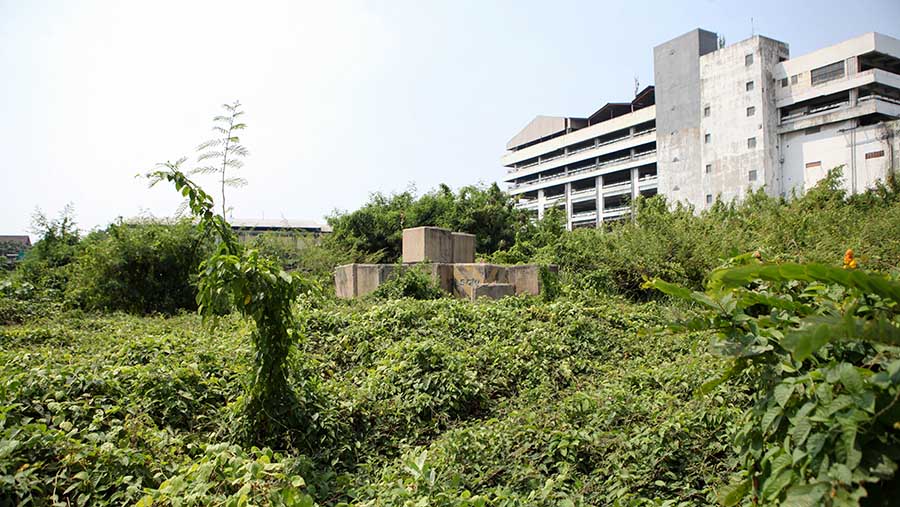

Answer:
[0,235,31,246]
[506,85,656,151]
[229,218,332,233]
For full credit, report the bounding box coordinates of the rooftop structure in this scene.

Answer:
[0,235,32,264]
[503,29,900,229]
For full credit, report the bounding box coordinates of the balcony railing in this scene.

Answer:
[603,205,630,215]
[858,94,900,106]
[509,149,657,190]
[781,101,849,122]
[570,187,596,197]
[506,128,657,174]
[571,210,597,219]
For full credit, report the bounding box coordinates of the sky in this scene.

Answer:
[2,0,899,237]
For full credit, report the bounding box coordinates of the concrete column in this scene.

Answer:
[631,167,640,200]
[564,183,573,231]
[629,126,635,137]
[537,189,545,220]
[595,175,603,227]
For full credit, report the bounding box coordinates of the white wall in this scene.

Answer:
[780,120,899,195]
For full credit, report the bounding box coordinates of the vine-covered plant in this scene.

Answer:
[148,163,309,449]
[648,259,900,506]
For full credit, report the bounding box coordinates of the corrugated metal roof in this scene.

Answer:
[0,235,31,246]
[229,218,332,233]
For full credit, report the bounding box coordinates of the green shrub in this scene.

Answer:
[650,261,900,505]
[65,219,210,314]
[370,265,446,300]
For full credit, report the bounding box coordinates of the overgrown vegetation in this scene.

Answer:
[3,113,900,507]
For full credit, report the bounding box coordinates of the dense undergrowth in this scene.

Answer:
[0,292,744,506]
[2,169,900,505]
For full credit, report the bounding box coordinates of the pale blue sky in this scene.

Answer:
[2,0,899,236]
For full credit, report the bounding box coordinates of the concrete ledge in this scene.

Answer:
[473,283,515,300]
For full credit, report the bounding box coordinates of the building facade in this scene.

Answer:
[502,29,900,229]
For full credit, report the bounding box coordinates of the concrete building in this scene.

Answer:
[502,29,900,228]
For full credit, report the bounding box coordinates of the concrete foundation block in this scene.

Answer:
[473,283,515,300]
[451,263,509,299]
[451,232,476,263]
[417,263,454,292]
[334,264,357,299]
[402,227,454,263]
[334,263,398,298]
[506,264,558,296]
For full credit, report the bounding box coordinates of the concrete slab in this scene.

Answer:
[473,283,515,300]
[451,232,476,263]
[402,227,454,263]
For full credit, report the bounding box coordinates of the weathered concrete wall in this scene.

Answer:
[334,263,398,298]
[451,232,476,263]
[402,227,454,263]
[507,264,558,296]
[655,28,719,209]
[451,263,509,299]
[698,36,789,206]
[473,283,515,300]
[334,264,356,299]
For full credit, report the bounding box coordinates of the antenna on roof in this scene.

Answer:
[718,34,726,49]
[751,17,755,37]
[634,76,639,97]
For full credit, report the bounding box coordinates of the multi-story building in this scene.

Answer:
[502,29,900,229]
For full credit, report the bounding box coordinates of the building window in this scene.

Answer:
[706,194,713,204]
[781,78,788,87]
[705,133,711,144]
[749,169,758,181]
[745,54,753,66]
[805,126,821,135]
[703,105,710,117]
[791,74,799,85]
[866,150,885,159]
[747,106,755,116]
[747,137,757,149]
[806,161,822,169]
[811,61,845,86]
[746,81,755,91]
[705,164,712,174]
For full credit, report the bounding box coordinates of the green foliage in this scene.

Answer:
[1,290,740,505]
[649,261,900,505]
[149,163,313,450]
[495,169,900,298]
[137,444,314,507]
[16,205,81,294]
[191,101,249,219]
[370,265,446,301]
[327,183,529,262]
[65,219,211,314]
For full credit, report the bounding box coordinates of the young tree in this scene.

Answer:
[192,101,248,218]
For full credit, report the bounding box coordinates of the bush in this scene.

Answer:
[328,183,529,262]
[370,265,446,300]
[66,219,211,314]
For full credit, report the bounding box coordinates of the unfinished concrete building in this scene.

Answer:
[503,29,900,228]
[334,226,556,300]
